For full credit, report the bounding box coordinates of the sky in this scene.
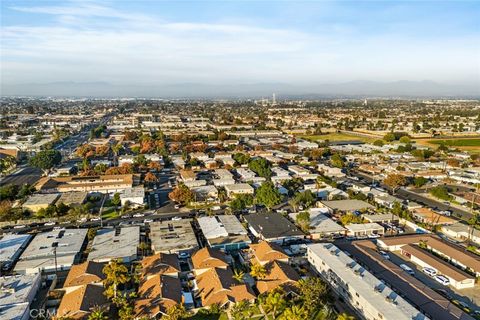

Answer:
[1,0,479,97]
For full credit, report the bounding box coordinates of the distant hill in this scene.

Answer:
[2,80,479,99]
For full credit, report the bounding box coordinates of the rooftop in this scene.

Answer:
[244,212,303,240]
[88,227,139,262]
[0,234,31,263]
[149,220,198,253]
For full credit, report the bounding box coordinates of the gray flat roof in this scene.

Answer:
[57,192,88,205]
[19,229,87,260]
[308,243,428,320]
[0,274,41,307]
[150,220,198,253]
[88,227,140,262]
[0,234,31,263]
[23,193,59,206]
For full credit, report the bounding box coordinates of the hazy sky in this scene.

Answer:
[1,0,479,93]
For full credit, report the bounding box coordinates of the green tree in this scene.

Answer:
[413,177,428,188]
[331,153,345,168]
[296,211,310,233]
[262,290,286,318]
[229,194,254,212]
[429,185,453,201]
[399,136,411,144]
[255,181,281,210]
[111,193,121,206]
[280,305,308,320]
[297,277,331,315]
[29,149,62,175]
[248,158,272,178]
[337,313,356,320]
[166,304,188,320]
[232,268,245,283]
[250,263,267,279]
[233,152,250,165]
[383,133,395,142]
[103,259,130,301]
[88,306,108,320]
[373,139,385,147]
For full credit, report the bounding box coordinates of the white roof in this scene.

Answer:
[19,229,87,260]
[0,234,31,263]
[0,273,41,307]
[308,243,428,320]
[346,222,384,232]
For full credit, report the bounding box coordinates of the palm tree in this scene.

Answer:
[103,259,130,301]
[232,268,245,283]
[337,312,356,320]
[280,305,308,320]
[166,304,188,320]
[88,306,108,320]
[250,263,267,279]
[112,143,123,166]
[138,241,149,257]
[230,300,249,320]
[263,291,286,318]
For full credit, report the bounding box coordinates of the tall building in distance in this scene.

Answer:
[272,93,276,105]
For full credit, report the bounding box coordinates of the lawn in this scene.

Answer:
[427,138,480,147]
[300,132,377,143]
[101,207,119,219]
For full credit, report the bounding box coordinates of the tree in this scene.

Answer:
[337,313,356,320]
[383,133,395,142]
[413,176,428,188]
[250,263,267,279]
[231,300,251,320]
[255,181,281,210]
[88,306,108,320]
[166,304,188,320]
[111,193,121,206]
[248,158,272,178]
[144,172,158,184]
[233,152,250,165]
[296,277,330,315]
[383,173,407,194]
[229,194,254,212]
[331,154,345,168]
[262,290,286,318]
[29,149,61,174]
[296,211,310,233]
[232,268,245,283]
[429,185,453,201]
[292,190,316,209]
[399,136,411,144]
[373,139,385,147]
[103,259,130,301]
[280,305,308,320]
[168,184,194,205]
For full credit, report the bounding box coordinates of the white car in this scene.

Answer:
[435,275,450,286]
[423,267,437,277]
[90,217,101,221]
[13,225,25,229]
[133,213,144,218]
[400,264,415,276]
[174,204,180,209]
[44,221,56,226]
[368,234,381,239]
[379,251,390,260]
[77,217,87,223]
[171,217,182,221]
[144,219,153,223]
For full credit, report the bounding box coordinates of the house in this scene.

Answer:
[224,183,254,197]
[192,185,218,202]
[22,193,59,213]
[63,261,106,293]
[194,267,255,308]
[320,199,374,214]
[57,192,88,207]
[88,227,140,263]
[363,213,399,224]
[345,223,384,237]
[256,260,300,295]
[134,274,183,319]
[56,283,110,319]
[317,164,345,178]
[411,208,456,226]
[149,220,198,254]
[191,247,230,274]
[120,187,145,206]
[140,253,180,279]
[244,212,304,244]
[247,241,289,266]
[290,208,346,239]
[442,223,480,246]
[197,215,251,251]
[179,169,196,182]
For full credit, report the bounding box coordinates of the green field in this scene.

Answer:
[428,138,480,147]
[300,132,377,143]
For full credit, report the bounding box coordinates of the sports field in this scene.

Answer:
[299,132,377,143]
[416,137,480,154]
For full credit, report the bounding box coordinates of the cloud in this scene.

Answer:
[2,0,479,91]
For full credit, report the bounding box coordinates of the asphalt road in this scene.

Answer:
[336,239,474,320]
[0,166,43,187]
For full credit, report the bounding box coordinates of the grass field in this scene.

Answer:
[427,138,480,147]
[416,138,480,154]
[299,132,377,143]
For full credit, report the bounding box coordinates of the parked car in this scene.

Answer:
[90,217,101,221]
[178,252,190,259]
[400,264,415,276]
[13,225,25,229]
[435,275,450,286]
[422,267,437,277]
[144,219,153,223]
[171,216,182,221]
[174,204,180,209]
[44,221,56,226]
[368,234,381,239]
[133,213,144,218]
